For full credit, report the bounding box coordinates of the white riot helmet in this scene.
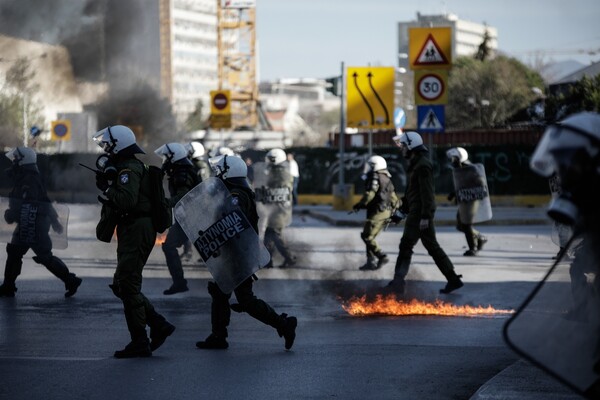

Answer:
[210,146,235,158]
[92,125,145,155]
[5,147,36,166]
[393,131,423,150]
[365,155,387,173]
[185,142,205,159]
[530,112,600,225]
[209,154,247,180]
[155,143,190,165]
[266,148,286,165]
[446,147,469,163]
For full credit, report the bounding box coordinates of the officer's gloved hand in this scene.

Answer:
[51,220,63,234]
[4,209,16,224]
[352,202,363,212]
[96,173,109,192]
[419,219,430,230]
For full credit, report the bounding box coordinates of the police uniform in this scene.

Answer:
[448,160,487,256]
[0,163,81,297]
[191,157,211,182]
[98,155,174,357]
[355,169,399,270]
[196,177,297,350]
[263,163,295,268]
[391,150,463,293]
[161,162,199,294]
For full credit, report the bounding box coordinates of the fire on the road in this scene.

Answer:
[341,294,514,317]
[155,233,167,246]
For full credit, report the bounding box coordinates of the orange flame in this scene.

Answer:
[341,294,514,317]
[155,233,167,246]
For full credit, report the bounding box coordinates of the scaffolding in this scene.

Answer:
[216,0,258,129]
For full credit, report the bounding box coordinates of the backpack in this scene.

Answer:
[145,165,172,233]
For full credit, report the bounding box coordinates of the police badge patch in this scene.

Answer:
[119,173,129,184]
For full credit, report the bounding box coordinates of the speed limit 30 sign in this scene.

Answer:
[414,70,448,105]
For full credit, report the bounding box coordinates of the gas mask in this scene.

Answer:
[530,113,600,227]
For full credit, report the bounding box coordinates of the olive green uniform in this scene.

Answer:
[355,169,399,267]
[392,150,461,288]
[97,157,170,342]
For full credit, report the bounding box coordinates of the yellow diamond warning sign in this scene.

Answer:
[409,27,452,70]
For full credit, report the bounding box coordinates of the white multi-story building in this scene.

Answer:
[396,13,498,113]
[162,0,219,123]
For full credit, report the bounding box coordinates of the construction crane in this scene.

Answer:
[216,0,259,129]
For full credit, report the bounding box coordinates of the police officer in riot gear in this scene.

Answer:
[446,147,488,256]
[93,125,175,358]
[0,147,82,298]
[387,131,464,294]
[155,143,199,295]
[261,148,296,268]
[195,154,297,350]
[185,141,211,182]
[353,155,399,270]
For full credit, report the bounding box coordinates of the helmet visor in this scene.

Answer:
[530,125,596,177]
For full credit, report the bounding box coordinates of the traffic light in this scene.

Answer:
[325,76,341,97]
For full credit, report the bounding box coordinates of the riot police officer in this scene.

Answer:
[93,125,175,358]
[446,147,488,256]
[387,131,464,294]
[185,141,211,182]
[258,148,296,268]
[155,143,199,295]
[353,155,399,270]
[0,147,82,298]
[195,154,298,350]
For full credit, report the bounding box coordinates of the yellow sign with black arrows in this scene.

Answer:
[346,67,394,130]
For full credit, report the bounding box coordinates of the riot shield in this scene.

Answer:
[253,162,293,235]
[174,177,270,293]
[504,233,600,398]
[452,163,492,224]
[0,197,69,250]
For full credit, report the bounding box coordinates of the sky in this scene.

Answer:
[255,0,600,81]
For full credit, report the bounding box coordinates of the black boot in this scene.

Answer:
[150,321,176,351]
[64,275,82,298]
[463,249,477,256]
[476,235,488,251]
[277,313,297,350]
[163,280,189,295]
[386,278,405,294]
[375,253,389,270]
[114,338,152,358]
[0,283,16,298]
[359,255,377,271]
[439,275,464,294]
[196,334,229,349]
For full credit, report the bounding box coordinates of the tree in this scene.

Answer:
[447,55,543,129]
[545,75,600,122]
[474,29,492,62]
[184,99,207,132]
[0,57,44,148]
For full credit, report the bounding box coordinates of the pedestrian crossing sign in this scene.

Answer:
[409,27,452,70]
[417,105,445,133]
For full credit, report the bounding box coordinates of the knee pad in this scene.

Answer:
[6,243,27,258]
[207,281,228,300]
[32,254,53,265]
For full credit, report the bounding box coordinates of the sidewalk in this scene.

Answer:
[295,204,550,227]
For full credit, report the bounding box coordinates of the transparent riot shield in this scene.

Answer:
[504,233,600,399]
[253,162,293,236]
[173,177,270,293]
[452,163,493,224]
[0,197,69,250]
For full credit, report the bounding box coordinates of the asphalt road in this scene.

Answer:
[0,207,567,400]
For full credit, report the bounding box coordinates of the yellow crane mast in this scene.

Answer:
[216,0,258,129]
